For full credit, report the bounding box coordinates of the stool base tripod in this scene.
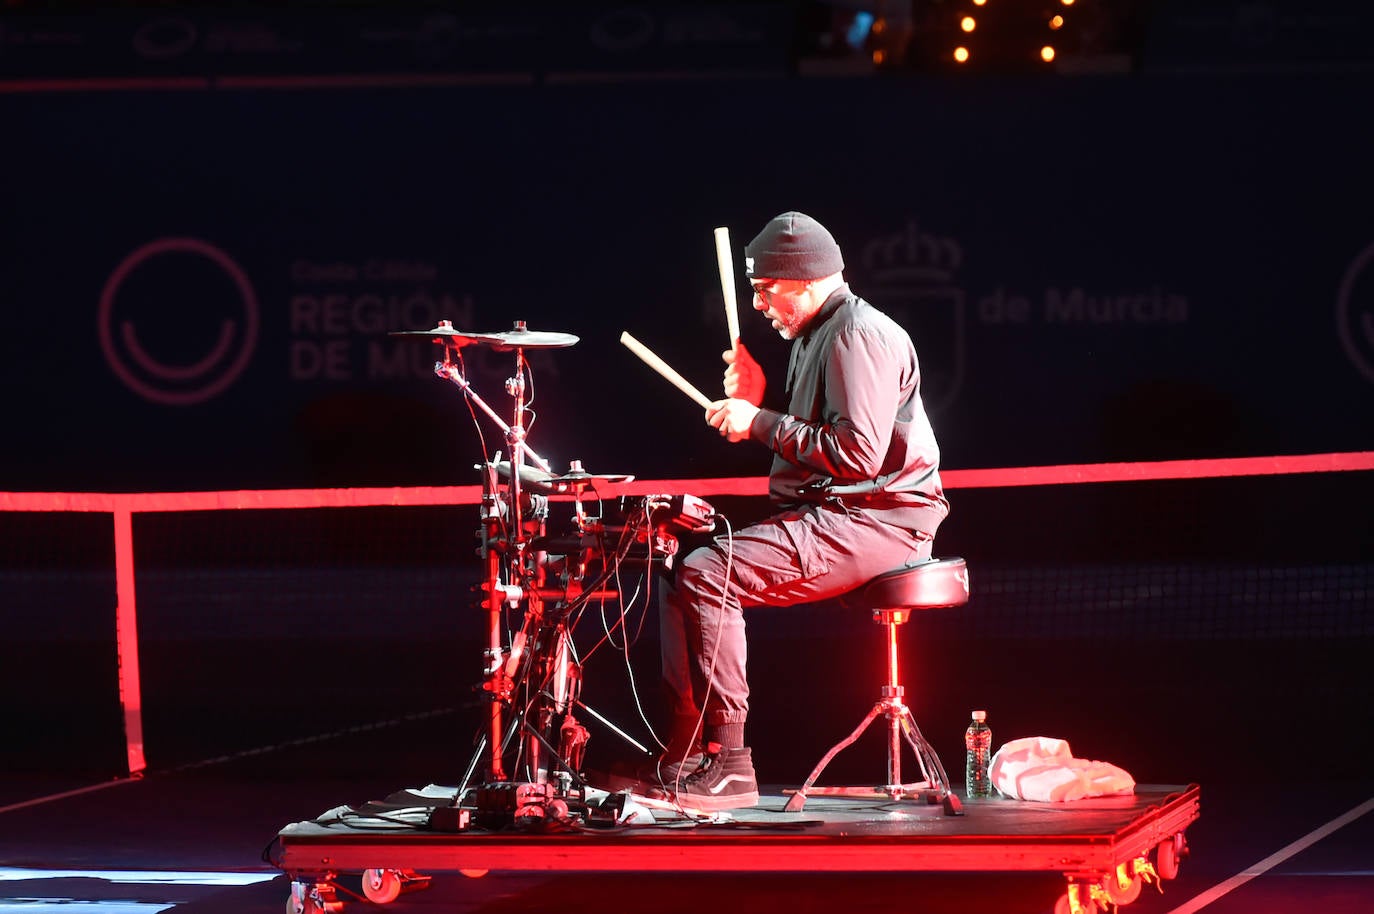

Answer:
[784,683,962,815]
[784,605,963,816]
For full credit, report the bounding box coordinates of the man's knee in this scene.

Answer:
[676,544,729,599]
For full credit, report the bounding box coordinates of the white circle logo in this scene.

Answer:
[1337,239,1374,384]
[99,237,259,405]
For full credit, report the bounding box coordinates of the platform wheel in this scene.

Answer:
[361,868,403,905]
[1157,832,1187,880]
[1054,883,1100,914]
[1102,861,1144,906]
[287,882,342,914]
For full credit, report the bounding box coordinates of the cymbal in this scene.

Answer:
[491,460,633,494]
[477,328,579,350]
[389,322,578,349]
[388,323,491,345]
[547,469,634,489]
[491,460,556,489]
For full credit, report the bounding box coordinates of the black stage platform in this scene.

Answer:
[269,784,1200,913]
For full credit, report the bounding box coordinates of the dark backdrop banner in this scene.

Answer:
[3,70,1372,492]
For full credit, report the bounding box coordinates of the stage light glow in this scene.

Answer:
[1061,0,1075,5]
[846,12,874,50]
[1041,45,1056,62]
[954,46,970,63]
[873,49,887,65]
[0,868,279,886]
[972,0,987,6]
[1050,15,1064,29]
[0,903,174,912]
[961,16,976,32]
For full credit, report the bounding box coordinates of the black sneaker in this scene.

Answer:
[658,743,759,811]
[598,747,705,794]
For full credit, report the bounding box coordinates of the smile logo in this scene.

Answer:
[1337,240,1374,384]
[98,238,259,405]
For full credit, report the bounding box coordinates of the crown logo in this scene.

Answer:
[861,220,963,284]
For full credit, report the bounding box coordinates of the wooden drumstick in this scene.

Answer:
[619,332,712,409]
[714,226,740,349]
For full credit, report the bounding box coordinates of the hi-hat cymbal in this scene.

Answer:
[491,460,633,494]
[547,469,634,488]
[478,328,579,350]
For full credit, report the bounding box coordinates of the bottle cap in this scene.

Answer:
[971,710,986,722]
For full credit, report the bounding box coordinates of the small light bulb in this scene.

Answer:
[1050,15,1064,30]
[1041,45,1056,62]
[954,46,970,63]
[961,16,976,32]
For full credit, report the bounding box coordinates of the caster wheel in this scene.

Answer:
[287,886,341,914]
[1053,892,1099,914]
[1103,863,1143,905]
[1157,832,1188,880]
[362,868,403,904]
[459,868,490,878]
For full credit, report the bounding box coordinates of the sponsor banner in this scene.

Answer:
[0,3,793,83]
[1145,0,1374,72]
[1,72,1371,491]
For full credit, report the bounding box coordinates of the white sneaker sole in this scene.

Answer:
[633,788,760,813]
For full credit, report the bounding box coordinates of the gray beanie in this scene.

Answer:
[743,211,845,280]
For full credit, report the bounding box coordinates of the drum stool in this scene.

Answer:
[783,557,969,815]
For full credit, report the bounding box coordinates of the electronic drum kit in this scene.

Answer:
[389,320,713,827]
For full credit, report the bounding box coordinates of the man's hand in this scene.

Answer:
[706,398,759,443]
[722,342,765,407]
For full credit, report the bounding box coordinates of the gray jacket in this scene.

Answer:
[748,285,949,535]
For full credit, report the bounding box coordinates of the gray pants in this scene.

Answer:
[660,500,934,733]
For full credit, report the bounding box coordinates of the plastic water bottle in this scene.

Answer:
[964,710,992,799]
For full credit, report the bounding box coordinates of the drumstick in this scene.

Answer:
[619,331,712,409]
[714,226,740,349]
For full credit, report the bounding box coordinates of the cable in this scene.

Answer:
[661,513,734,811]
[472,487,739,813]
[316,806,436,830]
[617,573,661,752]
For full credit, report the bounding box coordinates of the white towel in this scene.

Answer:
[989,736,1136,802]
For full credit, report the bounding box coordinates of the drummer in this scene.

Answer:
[649,212,950,811]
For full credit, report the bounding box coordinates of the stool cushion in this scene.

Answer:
[840,557,969,611]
